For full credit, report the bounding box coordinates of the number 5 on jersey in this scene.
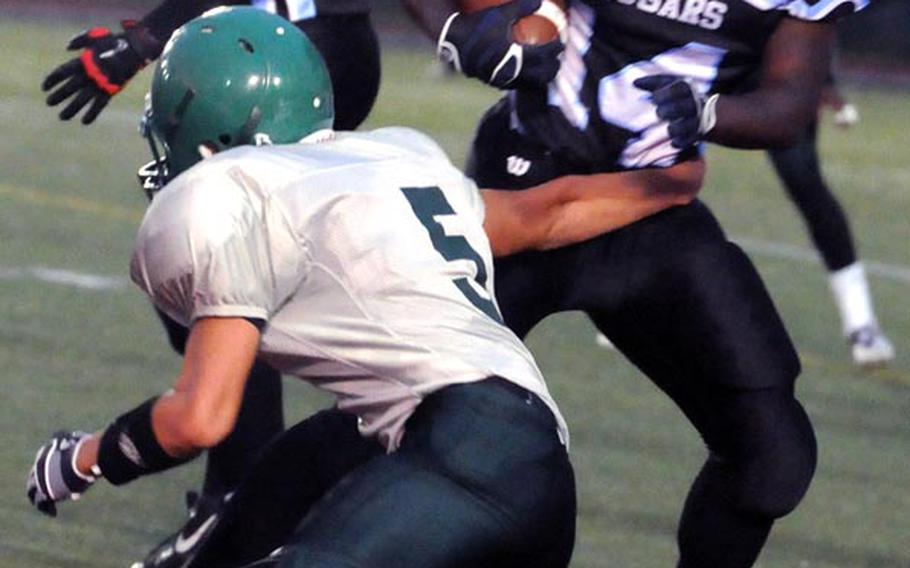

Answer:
[401,186,503,323]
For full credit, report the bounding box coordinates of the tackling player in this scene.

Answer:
[40,0,381,559]
[404,0,872,565]
[27,8,705,566]
[29,10,575,567]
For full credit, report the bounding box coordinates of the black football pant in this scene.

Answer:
[277,379,576,568]
[190,380,576,568]
[468,98,816,566]
[767,121,856,271]
[491,202,817,567]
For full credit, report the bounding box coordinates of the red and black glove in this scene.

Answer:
[42,21,163,124]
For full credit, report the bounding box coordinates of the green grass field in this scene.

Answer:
[2,19,909,568]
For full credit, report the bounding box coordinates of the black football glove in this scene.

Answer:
[437,0,564,90]
[26,430,100,517]
[42,21,163,124]
[634,74,719,149]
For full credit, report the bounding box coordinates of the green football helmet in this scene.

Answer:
[139,6,334,194]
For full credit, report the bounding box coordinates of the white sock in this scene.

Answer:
[828,262,877,336]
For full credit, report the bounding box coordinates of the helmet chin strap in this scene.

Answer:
[138,106,170,200]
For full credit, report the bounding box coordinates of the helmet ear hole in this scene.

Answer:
[197,142,218,160]
[238,38,255,53]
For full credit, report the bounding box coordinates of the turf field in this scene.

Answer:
[1,19,909,568]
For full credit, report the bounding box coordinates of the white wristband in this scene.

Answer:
[700,93,720,135]
[535,0,569,43]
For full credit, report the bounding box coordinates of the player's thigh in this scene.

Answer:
[669,238,800,389]
[189,409,383,567]
[590,203,800,392]
[280,457,520,568]
[295,14,380,130]
[279,381,575,568]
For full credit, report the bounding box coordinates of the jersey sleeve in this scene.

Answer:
[130,163,300,327]
[784,0,868,22]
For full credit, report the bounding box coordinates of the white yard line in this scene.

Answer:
[2,237,909,295]
[0,264,126,291]
[733,236,910,284]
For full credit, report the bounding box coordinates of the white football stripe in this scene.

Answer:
[734,236,910,284]
[0,264,126,291]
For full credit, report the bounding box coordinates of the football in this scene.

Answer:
[458,0,567,45]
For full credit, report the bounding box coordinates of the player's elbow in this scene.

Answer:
[666,187,699,206]
[177,401,237,450]
[645,161,704,203]
[759,96,818,147]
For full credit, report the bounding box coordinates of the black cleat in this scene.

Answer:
[131,492,230,568]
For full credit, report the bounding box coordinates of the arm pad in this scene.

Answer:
[97,397,193,485]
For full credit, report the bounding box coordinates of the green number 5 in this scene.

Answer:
[401,186,502,323]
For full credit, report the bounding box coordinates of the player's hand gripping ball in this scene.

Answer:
[439,0,567,89]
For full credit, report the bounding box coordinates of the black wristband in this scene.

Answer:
[97,397,191,486]
[122,23,165,63]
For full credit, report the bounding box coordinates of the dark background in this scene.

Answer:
[9,0,910,63]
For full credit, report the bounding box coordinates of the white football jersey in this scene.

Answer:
[130,128,568,451]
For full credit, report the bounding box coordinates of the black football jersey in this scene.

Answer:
[249,0,370,20]
[512,0,867,173]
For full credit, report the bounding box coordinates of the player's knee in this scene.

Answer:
[733,400,817,519]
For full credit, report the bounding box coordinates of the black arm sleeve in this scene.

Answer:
[401,0,459,40]
[141,0,248,43]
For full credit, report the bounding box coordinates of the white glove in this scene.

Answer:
[26,430,99,516]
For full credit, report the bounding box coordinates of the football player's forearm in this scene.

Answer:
[706,19,834,149]
[157,317,262,453]
[707,88,818,148]
[72,318,259,483]
[483,162,703,256]
[537,175,697,251]
[402,0,460,39]
[71,394,207,480]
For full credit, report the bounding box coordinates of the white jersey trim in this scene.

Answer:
[739,0,867,20]
[192,304,270,322]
